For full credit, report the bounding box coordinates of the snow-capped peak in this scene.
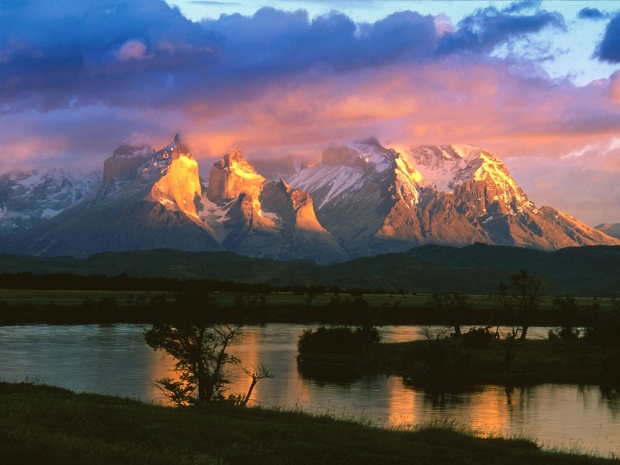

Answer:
[405,144,533,213]
[406,145,501,191]
[350,137,400,173]
[0,168,101,234]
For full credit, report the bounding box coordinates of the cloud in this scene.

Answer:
[116,40,149,61]
[0,0,571,115]
[596,13,620,63]
[2,1,620,223]
[436,3,564,55]
[577,8,610,21]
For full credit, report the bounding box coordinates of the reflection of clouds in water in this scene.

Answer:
[0,324,618,456]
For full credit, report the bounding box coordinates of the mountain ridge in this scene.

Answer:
[1,244,618,296]
[0,136,618,262]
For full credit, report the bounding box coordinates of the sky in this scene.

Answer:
[1,0,620,226]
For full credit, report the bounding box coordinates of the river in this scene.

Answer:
[0,324,618,457]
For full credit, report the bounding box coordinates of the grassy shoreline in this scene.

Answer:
[1,382,618,464]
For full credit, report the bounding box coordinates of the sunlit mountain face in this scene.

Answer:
[0,136,617,263]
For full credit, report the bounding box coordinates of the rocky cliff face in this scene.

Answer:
[148,139,203,218]
[202,152,348,264]
[287,140,620,256]
[206,148,265,202]
[408,145,619,250]
[0,136,221,257]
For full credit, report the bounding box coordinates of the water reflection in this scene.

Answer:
[0,324,618,457]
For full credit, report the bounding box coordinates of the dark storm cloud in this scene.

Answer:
[201,8,437,73]
[0,0,566,113]
[577,8,610,21]
[595,13,620,63]
[436,3,564,55]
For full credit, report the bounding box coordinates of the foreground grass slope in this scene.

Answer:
[0,383,617,465]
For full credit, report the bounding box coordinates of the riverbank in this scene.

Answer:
[297,338,620,386]
[0,382,618,465]
[1,287,616,326]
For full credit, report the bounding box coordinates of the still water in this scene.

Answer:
[0,324,618,457]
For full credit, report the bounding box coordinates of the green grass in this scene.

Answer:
[0,289,172,307]
[0,382,618,465]
[1,288,616,311]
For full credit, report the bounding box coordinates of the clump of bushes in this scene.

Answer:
[297,325,380,354]
[460,326,495,348]
[400,326,476,386]
[585,304,620,347]
[402,337,472,386]
[600,352,620,390]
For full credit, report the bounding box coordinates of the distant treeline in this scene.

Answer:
[0,271,378,295]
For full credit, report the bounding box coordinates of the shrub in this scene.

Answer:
[601,352,620,390]
[585,305,620,347]
[403,337,471,386]
[460,326,495,348]
[297,325,380,354]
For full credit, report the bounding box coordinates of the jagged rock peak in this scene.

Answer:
[104,135,189,184]
[216,148,249,169]
[206,148,265,203]
[146,136,202,217]
[275,178,291,192]
[269,179,313,210]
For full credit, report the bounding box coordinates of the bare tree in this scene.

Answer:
[234,364,275,407]
[429,293,471,337]
[498,269,542,341]
[144,322,272,406]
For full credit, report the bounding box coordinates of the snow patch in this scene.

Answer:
[41,208,61,219]
[288,164,366,208]
[259,210,280,221]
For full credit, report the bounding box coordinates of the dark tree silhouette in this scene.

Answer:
[429,293,470,337]
[144,322,273,405]
[498,269,542,341]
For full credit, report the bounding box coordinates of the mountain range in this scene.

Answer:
[0,136,618,263]
[595,223,620,240]
[0,169,100,234]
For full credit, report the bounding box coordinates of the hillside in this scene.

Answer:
[1,244,618,296]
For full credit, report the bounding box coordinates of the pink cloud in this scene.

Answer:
[116,40,148,61]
